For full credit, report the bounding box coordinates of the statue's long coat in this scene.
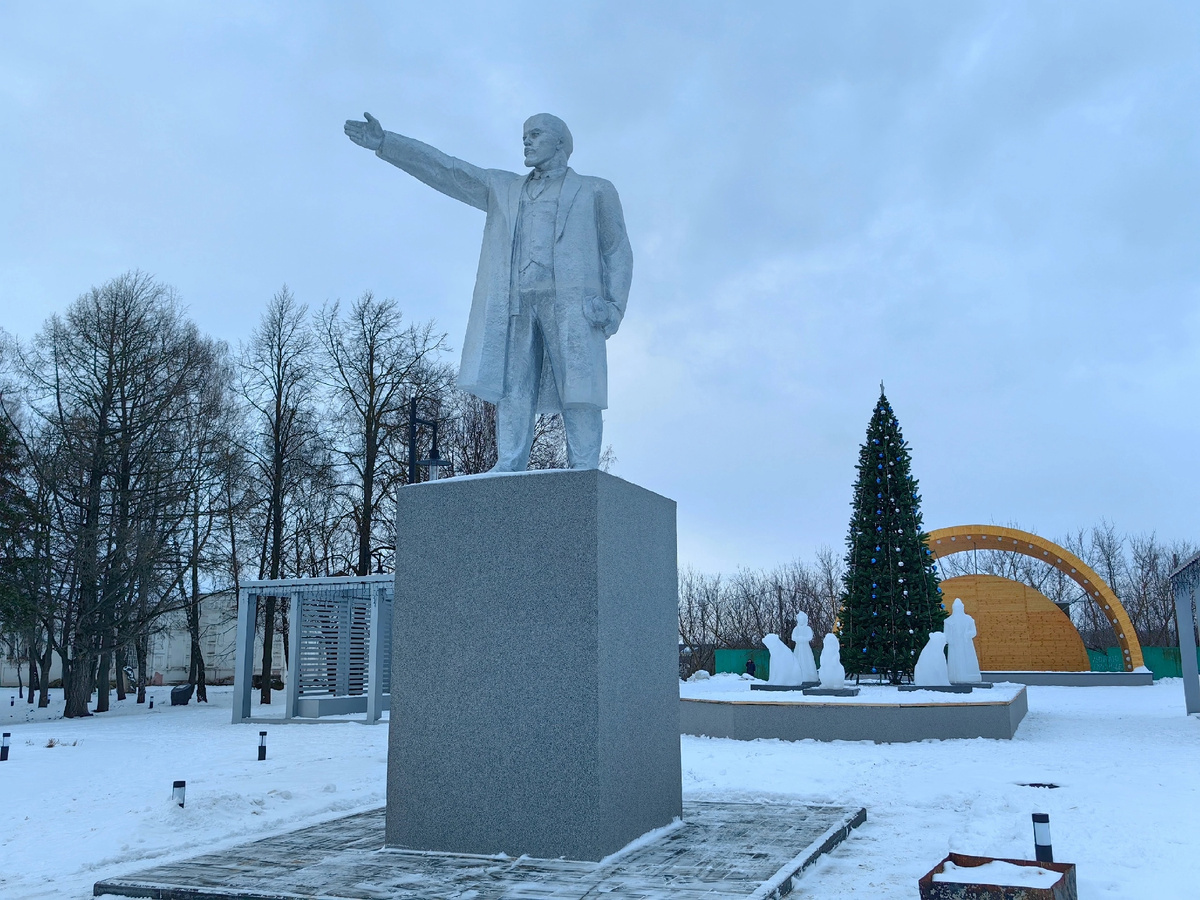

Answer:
[377,132,633,412]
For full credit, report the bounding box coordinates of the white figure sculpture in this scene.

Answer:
[791,613,819,684]
[762,633,803,685]
[345,111,633,471]
[913,632,951,686]
[945,598,983,683]
[818,633,846,688]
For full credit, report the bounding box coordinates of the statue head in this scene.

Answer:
[790,612,811,645]
[523,114,573,169]
[952,598,965,614]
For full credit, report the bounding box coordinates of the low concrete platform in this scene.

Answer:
[681,686,1028,743]
[982,670,1153,686]
[751,682,819,691]
[898,684,973,693]
[94,800,865,900]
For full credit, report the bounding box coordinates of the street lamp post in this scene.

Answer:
[407,397,450,484]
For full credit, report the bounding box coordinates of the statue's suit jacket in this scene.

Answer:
[377,132,633,412]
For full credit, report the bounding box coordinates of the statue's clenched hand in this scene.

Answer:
[345,112,384,151]
[584,296,620,337]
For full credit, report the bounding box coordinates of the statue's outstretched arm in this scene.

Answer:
[345,112,491,211]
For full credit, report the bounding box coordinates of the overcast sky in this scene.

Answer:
[3,2,1197,573]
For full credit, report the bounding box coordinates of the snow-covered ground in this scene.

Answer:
[1,681,1197,899]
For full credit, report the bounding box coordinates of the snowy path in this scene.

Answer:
[1,681,1196,898]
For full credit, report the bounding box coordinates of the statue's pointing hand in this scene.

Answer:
[345,112,384,151]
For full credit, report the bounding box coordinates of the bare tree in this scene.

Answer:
[318,293,450,575]
[12,273,218,716]
[677,548,844,677]
[678,567,722,677]
[239,286,319,704]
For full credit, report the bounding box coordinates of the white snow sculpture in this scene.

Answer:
[762,633,803,684]
[945,598,982,683]
[791,613,819,684]
[913,632,951,686]
[818,633,846,688]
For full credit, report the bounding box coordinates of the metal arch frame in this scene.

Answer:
[926,525,1145,672]
[232,575,394,725]
[1168,551,1200,715]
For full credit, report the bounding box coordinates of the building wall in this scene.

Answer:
[1,592,284,688]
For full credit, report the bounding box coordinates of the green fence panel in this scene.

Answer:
[1087,648,1126,673]
[1088,646,1199,679]
[715,648,770,679]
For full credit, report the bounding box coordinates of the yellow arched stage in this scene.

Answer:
[926,525,1144,672]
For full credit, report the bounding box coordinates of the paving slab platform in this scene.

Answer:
[982,670,1152,686]
[94,800,866,900]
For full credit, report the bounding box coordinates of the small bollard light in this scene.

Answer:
[9,696,13,706]
[258,731,267,761]
[1032,812,1053,862]
[148,697,154,709]
[1,732,10,761]
[172,780,186,807]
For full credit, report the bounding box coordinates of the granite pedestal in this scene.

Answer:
[389,469,682,861]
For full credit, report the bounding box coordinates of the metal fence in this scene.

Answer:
[1088,646,1200,679]
[232,575,393,724]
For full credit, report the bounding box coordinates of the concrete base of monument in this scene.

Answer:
[803,686,861,697]
[681,678,1028,742]
[982,670,1153,686]
[390,469,681,861]
[751,681,820,691]
[93,801,867,900]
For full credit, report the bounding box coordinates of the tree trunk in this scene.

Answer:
[95,643,112,712]
[135,633,148,704]
[187,596,208,703]
[260,595,276,704]
[27,655,37,704]
[63,653,93,718]
[38,644,52,708]
[194,653,207,703]
[115,645,127,701]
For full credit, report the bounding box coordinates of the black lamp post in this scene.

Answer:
[258,731,267,761]
[408,397,450,484]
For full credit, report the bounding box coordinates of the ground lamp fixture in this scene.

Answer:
[1,732,9,761]
[1032,813,1053,862]
[259,731,267,761]
[407,397,449,484]
[172,780,186,808]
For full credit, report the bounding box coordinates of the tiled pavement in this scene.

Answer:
[94,800,866,900]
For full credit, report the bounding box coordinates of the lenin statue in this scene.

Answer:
[345,112,633,472]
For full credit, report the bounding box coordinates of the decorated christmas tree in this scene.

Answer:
[839,387,944,684]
